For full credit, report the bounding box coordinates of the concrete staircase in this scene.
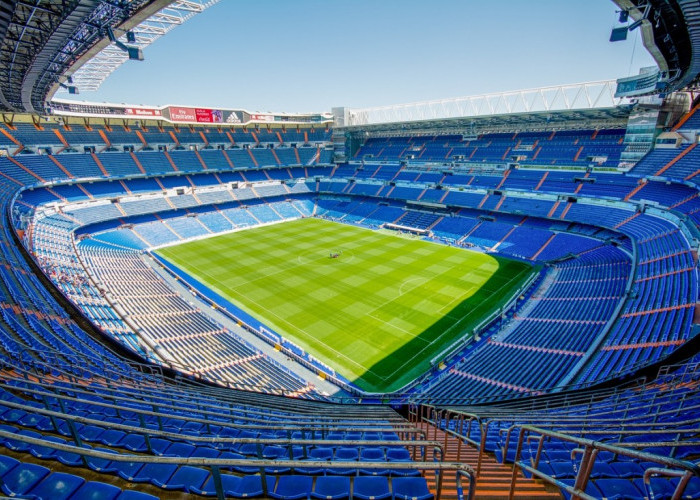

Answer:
[414,418,562,499]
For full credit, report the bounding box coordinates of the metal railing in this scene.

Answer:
[0,429,477,500]
[507,426,700,500]
[0,386,422,445]
[411,383,700,482]
[415,405,489,478]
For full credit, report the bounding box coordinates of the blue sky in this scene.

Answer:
[64,0,654,113]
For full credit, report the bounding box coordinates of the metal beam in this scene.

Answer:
[344,81,628,127]
[21,1,101,113]
[60,0,220,93]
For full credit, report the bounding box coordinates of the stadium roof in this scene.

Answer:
[341,81,628,127]
[0,0,217,115]
[339,107,636,138]
[64,0,220,92]
[613,0,700,92]
[3,1,699,117]
[338,81,638,135]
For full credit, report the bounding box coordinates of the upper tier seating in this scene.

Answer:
[354,129,625,168]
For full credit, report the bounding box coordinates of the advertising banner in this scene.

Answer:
[223,110,244,124]
[249,113,274,122]
[195,108,223,123]
[168,107,224,123]
[125,107,162,118]
[168,106,197,122]
[50,99,333,125]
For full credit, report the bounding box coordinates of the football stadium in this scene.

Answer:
[0,0,699,498]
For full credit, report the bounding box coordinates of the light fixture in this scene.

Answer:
[106,27,143,61]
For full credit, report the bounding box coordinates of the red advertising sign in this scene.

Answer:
[125,107,161,117]
[169,106,223,123]
[195,108,223,123]
[169,106,197,122]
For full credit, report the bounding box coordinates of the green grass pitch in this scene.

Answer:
[157,217,535,392]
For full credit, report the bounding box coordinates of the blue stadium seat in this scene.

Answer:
[25,471,85,500]
[593,478,644,499]
[189,472,244,497]
[392,477,434,500]
[360,447,390,475]
[55,443,91,466]
[153,465,209,491]
[131,462,178,484]
[0,462,51,497]
[353,476,391,500]
[71,481,122,500]
[115,459,146,481]
[28,434,67,459]
[270,475,314,500]
[228,474,277,498]
[85,447,119,473]
[0,455,19,476]
[327,447,359,475]
[5,429,41,451]
[297,447,333,474]
[312,476,351,500]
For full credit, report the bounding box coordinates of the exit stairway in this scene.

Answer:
[414,418,562,499]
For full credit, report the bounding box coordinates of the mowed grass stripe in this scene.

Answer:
[157,218,534,392]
